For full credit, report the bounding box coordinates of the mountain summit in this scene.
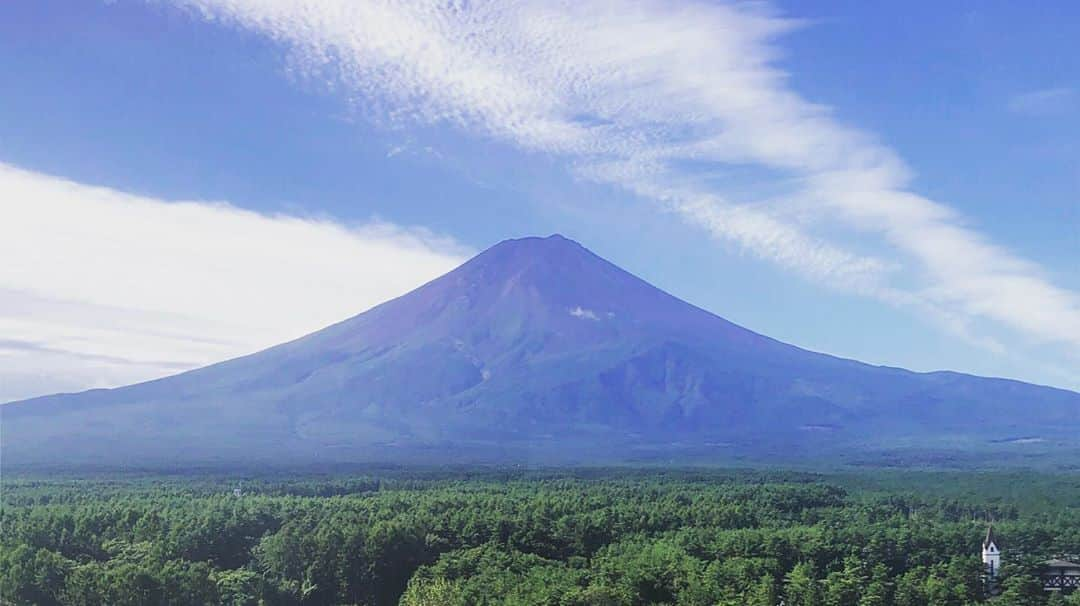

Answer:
[4,235,1078,467]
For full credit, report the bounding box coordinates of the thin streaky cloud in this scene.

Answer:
[0,338,193,370]
[1007,87,1076,116]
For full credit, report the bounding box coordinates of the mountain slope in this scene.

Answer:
[3,235,1078,467]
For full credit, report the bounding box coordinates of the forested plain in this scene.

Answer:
[3,468,1080,606]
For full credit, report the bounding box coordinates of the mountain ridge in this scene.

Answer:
[3,234,1078,468]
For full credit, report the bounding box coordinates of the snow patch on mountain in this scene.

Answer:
[569,306,599,320]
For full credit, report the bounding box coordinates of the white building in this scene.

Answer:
[982,525,1001,579]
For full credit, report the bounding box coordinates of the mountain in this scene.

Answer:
[3,234,1078,468]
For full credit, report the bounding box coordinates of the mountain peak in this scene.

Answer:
[462,233,600,279]
[485,233,582,254]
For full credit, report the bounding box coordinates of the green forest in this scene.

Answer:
[3,468,1080,606]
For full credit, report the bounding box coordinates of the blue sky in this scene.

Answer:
[1,0,1077,401]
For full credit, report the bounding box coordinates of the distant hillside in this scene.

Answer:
[3,235,1078,468]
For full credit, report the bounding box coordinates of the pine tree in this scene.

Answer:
[747,574,779,606]
[997,574,1047,606]
[858,564,891,606]
[785,563,823,606]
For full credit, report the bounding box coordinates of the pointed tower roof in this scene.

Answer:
[983,525,999,550]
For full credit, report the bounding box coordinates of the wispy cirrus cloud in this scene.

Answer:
[1008,87,1076,116]
[0,163,468,402]
[169,0,1080,363]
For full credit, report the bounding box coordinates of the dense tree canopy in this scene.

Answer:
[2,469,1080,605]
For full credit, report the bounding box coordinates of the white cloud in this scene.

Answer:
[0,163,468,402]
[165,0,1080,363]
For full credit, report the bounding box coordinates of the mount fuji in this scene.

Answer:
[3,235,1078,468]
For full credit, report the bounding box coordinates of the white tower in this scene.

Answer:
[982,525,1001,579]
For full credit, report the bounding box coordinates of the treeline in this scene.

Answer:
[2,469,1080,605]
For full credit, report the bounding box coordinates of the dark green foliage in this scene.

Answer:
[2,469,1079,605]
